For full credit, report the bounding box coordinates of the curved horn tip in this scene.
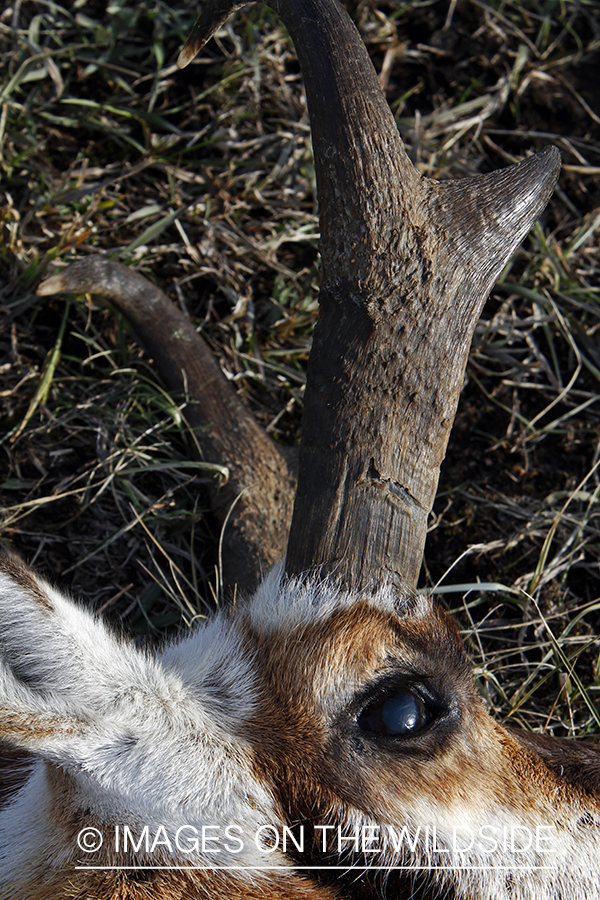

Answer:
[177,38,201,70]
[36,259,99,297]
[536,143,562,174]
[510,144,561,223]
[178,9,216,70]
[178,0,240,71]
[36,259,132,300]
[528,144,562,192]
[37,273,66,296]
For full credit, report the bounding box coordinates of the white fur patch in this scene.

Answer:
[248,563,430,634]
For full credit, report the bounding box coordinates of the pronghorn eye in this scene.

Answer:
[357,690,429,736]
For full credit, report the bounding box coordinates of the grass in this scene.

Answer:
[1,0,599,737]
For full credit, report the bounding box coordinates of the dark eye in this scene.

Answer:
[357,690,429,736]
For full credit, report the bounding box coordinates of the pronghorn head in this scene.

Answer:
[2,555,599,899]
[3,0,599,899]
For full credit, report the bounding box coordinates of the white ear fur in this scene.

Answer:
[0,555,282,869]
[0,559,233,803]
[0,558,186,753]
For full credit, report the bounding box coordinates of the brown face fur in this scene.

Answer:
[237,596,600,897]
[243,600,490,815]
[8,865,339,900]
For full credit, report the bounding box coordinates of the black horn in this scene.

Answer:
[180,0,560,590]
[38,258,296,594]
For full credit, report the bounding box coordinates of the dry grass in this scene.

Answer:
[1,0,599,736]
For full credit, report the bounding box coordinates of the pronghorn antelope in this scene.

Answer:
[2,0,599,898]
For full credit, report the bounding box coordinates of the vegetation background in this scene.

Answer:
[1,0,599,738]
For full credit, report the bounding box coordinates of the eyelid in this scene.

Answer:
[356,673,441,709]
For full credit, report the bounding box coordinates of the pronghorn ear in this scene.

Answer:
[0,552,171,758]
